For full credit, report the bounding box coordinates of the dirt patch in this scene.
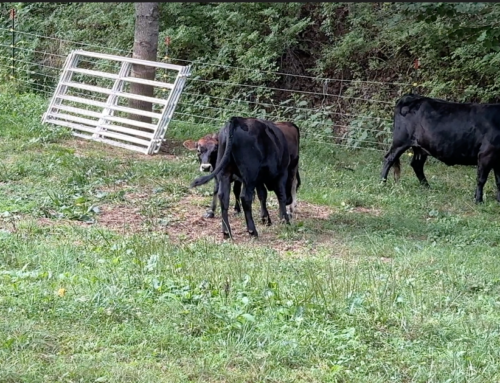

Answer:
[4,189,382,256]
[162,194,336,253]
[66,137,184,162]
[85,191,341,255]
[3,186,383,256]
[94,203,146,234]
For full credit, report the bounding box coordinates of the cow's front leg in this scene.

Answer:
[410,147,430,187]
[204,179,218,218]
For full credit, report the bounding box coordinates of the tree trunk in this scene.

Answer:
[129,2,159,124]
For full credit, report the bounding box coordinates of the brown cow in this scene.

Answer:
[183,120,301,223]
[183,133,243,218]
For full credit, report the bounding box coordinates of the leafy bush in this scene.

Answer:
[2,2,500,146]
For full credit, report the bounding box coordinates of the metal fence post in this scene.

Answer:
[9,8,15,79]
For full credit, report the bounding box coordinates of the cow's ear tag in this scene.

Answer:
[183,140,197,151]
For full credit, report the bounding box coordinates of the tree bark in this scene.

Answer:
[129,2,159,124]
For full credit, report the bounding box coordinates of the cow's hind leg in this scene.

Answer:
[494,167,500,202]
[240,182,258,237]
[475,147,495,203]
[232,180,242,215]
[475,165,492,203]
[287,174,298,219]
[410,147,430,187]
[218,174,232,239]
[274,174,290,225]
[256,184,271,226]
[285,161,299,219]
[381,145,410,182]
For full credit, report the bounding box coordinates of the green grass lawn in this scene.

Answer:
[1,92,500,382]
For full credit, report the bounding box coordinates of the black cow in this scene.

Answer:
[190,117,293,238]
[184,121,301,222]
[381,94,500,203]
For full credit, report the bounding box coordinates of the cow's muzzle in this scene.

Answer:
[200,163,213,172]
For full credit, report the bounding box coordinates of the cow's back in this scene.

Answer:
[395,96,500,166]
[230,118,289,184]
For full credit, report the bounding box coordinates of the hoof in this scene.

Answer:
[223,231,232,239]
[204,211,215,218]
[261,217,272,226]
[248,230,259,237]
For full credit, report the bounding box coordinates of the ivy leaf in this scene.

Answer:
[477,30,488,42]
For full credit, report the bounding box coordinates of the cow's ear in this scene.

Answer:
[210,133,218,140]
[183,140,197,151]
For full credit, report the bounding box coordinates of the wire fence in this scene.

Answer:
[0,27,419,152]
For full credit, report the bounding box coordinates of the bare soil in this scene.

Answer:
[93,191,339,256]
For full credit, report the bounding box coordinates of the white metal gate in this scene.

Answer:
[42,50,191,155]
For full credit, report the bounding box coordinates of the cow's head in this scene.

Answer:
[183,133,219,172]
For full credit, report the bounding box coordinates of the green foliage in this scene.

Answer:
[161,3,312,128]
[3,2,500,147]
[344,112,392,149]
[0,3,134,93]
[313,2,500,104]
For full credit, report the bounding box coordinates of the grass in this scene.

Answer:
[1,92,500,382]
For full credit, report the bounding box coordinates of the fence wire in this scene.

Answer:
[0,27,413,152]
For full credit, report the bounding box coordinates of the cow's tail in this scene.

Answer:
[393,157,401,181]
[190,117,237,188]
[397,94,422,117]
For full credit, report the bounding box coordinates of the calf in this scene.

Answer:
[381,94,500,203]
[191,117,292,238]
[183,133,242,218]
[184,121,301,222]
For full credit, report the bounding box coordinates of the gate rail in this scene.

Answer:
[42,49,191,154]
